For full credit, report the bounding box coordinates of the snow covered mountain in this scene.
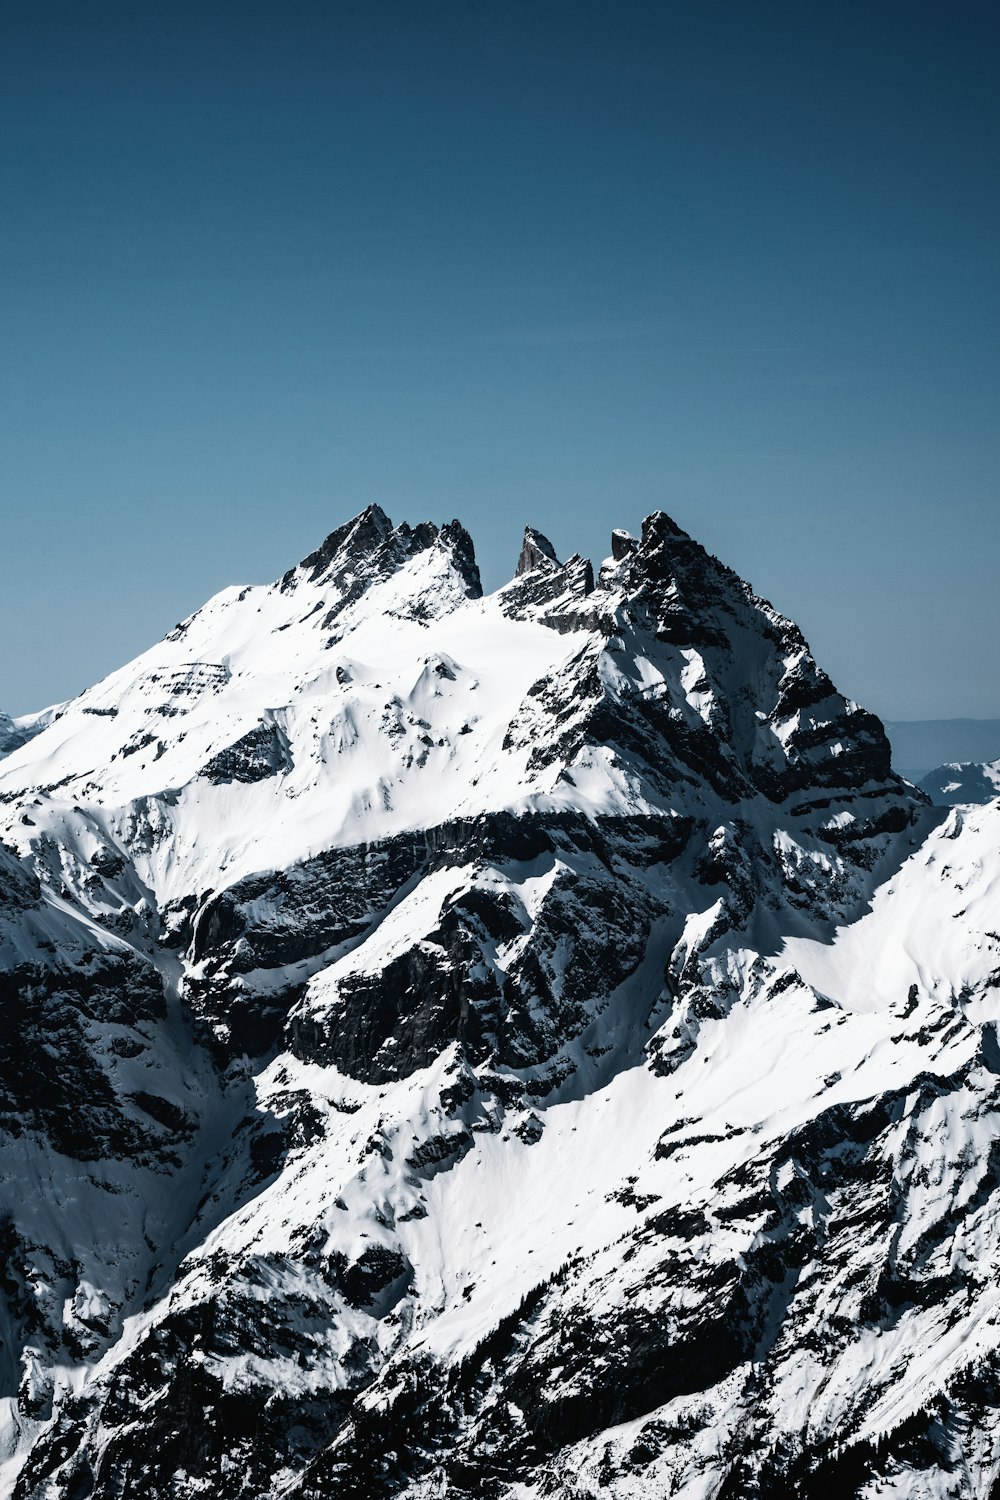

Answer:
[919,759,1000,806]
[0,708,60,762]
[0,505,998,1499]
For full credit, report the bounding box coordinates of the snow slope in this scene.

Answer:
[0,507,996,1499]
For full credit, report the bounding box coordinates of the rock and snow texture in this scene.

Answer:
[919,758,1000,806]
[0,708,60,761]
[0,505,996,1498]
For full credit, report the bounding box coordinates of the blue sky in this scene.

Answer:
[2,1,998,718]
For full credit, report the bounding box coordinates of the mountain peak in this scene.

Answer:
[0,497,980,1500]
[640,508,690,544]
[279,506,482,610]
[438,518,483,598]
[610,526,638,561]
[515,526,560,577]
[294,503,394,584]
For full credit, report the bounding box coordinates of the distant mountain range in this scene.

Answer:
[885,717,1000,781]
[917,758,1000,806]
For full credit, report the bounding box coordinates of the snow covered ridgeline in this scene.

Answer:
[0,506,997,1499]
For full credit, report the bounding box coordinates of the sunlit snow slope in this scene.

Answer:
[0,506,997,1500]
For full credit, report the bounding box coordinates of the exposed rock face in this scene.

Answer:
[515,525,560,576]
[200,719,292,785]
[504,526,595,624]
[282,504,483,628]
[0,507,994,1499]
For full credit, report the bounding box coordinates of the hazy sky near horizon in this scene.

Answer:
[2,1,998,719]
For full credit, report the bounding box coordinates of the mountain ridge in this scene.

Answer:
[0,508,996,1500]
[918,758,1000,807]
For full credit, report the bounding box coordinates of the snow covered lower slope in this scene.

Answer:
[0,506,996,1499]
[919,759,1000,807]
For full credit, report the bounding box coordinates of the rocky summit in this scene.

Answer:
[0,507,998,1499]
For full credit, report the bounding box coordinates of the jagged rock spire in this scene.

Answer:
[295,504,394,584]
[439,518,483,599]
[611,527,637,561]
[516,527,560,577]
[280,506,482,602]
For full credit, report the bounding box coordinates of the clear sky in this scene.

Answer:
[2,1,998,719]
